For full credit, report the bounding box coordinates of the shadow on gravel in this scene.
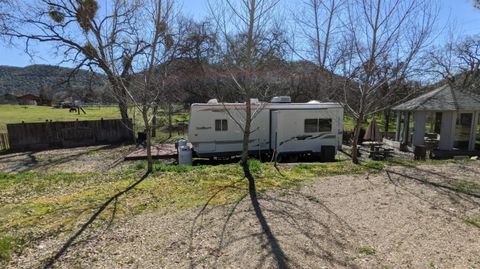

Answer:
[385,167,480,201]
[189,168,359,269]
[245,171,289,269]
[42,171,151,269]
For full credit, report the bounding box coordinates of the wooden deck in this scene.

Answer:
[125,144,178,160]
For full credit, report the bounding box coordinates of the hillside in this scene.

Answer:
[0,65,106,100]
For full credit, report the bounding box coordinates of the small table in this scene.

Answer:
[363,141,393,160]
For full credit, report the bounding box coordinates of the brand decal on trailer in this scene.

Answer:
[279,133,334,145]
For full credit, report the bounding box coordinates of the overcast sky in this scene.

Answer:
[1,0,479,67]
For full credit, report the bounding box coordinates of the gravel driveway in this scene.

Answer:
[7,162,480,269]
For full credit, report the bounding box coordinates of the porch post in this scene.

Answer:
[395,111,402,141]
[413,111,426,147]
[439,111,456,150]
[402,112,410,145]
[469,112,478,151]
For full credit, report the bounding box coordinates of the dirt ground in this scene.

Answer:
[0,144,136,173]
[5,161,480,269]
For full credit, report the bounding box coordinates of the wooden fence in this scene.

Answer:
[0,133,8,151]
[6,119,133,151]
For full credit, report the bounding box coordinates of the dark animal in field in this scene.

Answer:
[68,106,87,114]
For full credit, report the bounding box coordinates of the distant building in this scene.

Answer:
[17,94,41,105]
[0,93,18,104]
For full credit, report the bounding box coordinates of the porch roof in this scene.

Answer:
[392,85,480,111]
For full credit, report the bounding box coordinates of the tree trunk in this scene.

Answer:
[351,115,363,164]
[118,100,129,121]
[152,104,158,138]
[241,98,252,178]
[168,104,173,138]
[142,107,153,172]
[106,76,129,121]
[384,109,391,137]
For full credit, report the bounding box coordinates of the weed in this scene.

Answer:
[358,246,376,255]
[363,161,385,171]
[345,256,357,261]
[154,163,201,173]
[134,161,146,170]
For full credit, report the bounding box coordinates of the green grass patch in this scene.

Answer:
[0,105,121,132]
[358,246,376,255]
[464,217,480,229]
[0,235,14,262]
[453,182,480,195]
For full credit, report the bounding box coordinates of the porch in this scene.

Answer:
[391,85,480,157]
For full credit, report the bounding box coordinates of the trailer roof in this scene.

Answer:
[191,101,343,110]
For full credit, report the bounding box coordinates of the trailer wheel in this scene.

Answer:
[287,154,298,163]
[275,153,285,163]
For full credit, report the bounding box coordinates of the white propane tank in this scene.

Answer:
[178,139,192,165]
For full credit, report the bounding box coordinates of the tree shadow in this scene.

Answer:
[245,172,289,269]
[385,168,480,204]
[41,171,150,269]
[188,169,360,268]
[1,144,129,173]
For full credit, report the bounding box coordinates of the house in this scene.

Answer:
[17,94,41,105]
[392,85,480,157]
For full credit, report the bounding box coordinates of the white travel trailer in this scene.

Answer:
[187,97,343,161]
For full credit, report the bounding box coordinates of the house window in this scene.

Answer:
[304,118,332,133]
[215,119,228,131]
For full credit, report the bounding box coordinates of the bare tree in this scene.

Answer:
[208,0,285,175]
[427,35,480,90]
[5,0,154,120]
[294,0,345,70]
[339,0,437,163]
[112,0,177,172]
[0,0,14,36]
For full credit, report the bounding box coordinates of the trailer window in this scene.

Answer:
[215,119,228,131]
[318,119,332,132]
[304,119,318,132]
[304,118,332,133]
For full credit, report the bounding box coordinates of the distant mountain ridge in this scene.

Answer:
[0,64,106,97]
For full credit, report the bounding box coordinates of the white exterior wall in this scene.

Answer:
[273,108,342,154]
[188,106,270,155]
[412,111,426,147]
[469,112,479,151]
[188,102,344,157]
[439,111,456,150]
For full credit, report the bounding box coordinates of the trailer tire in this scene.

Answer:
[287,154,298,163]
[275,153,285,163]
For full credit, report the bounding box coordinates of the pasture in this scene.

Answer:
[0,105,189,143]
[0,105,121,132]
